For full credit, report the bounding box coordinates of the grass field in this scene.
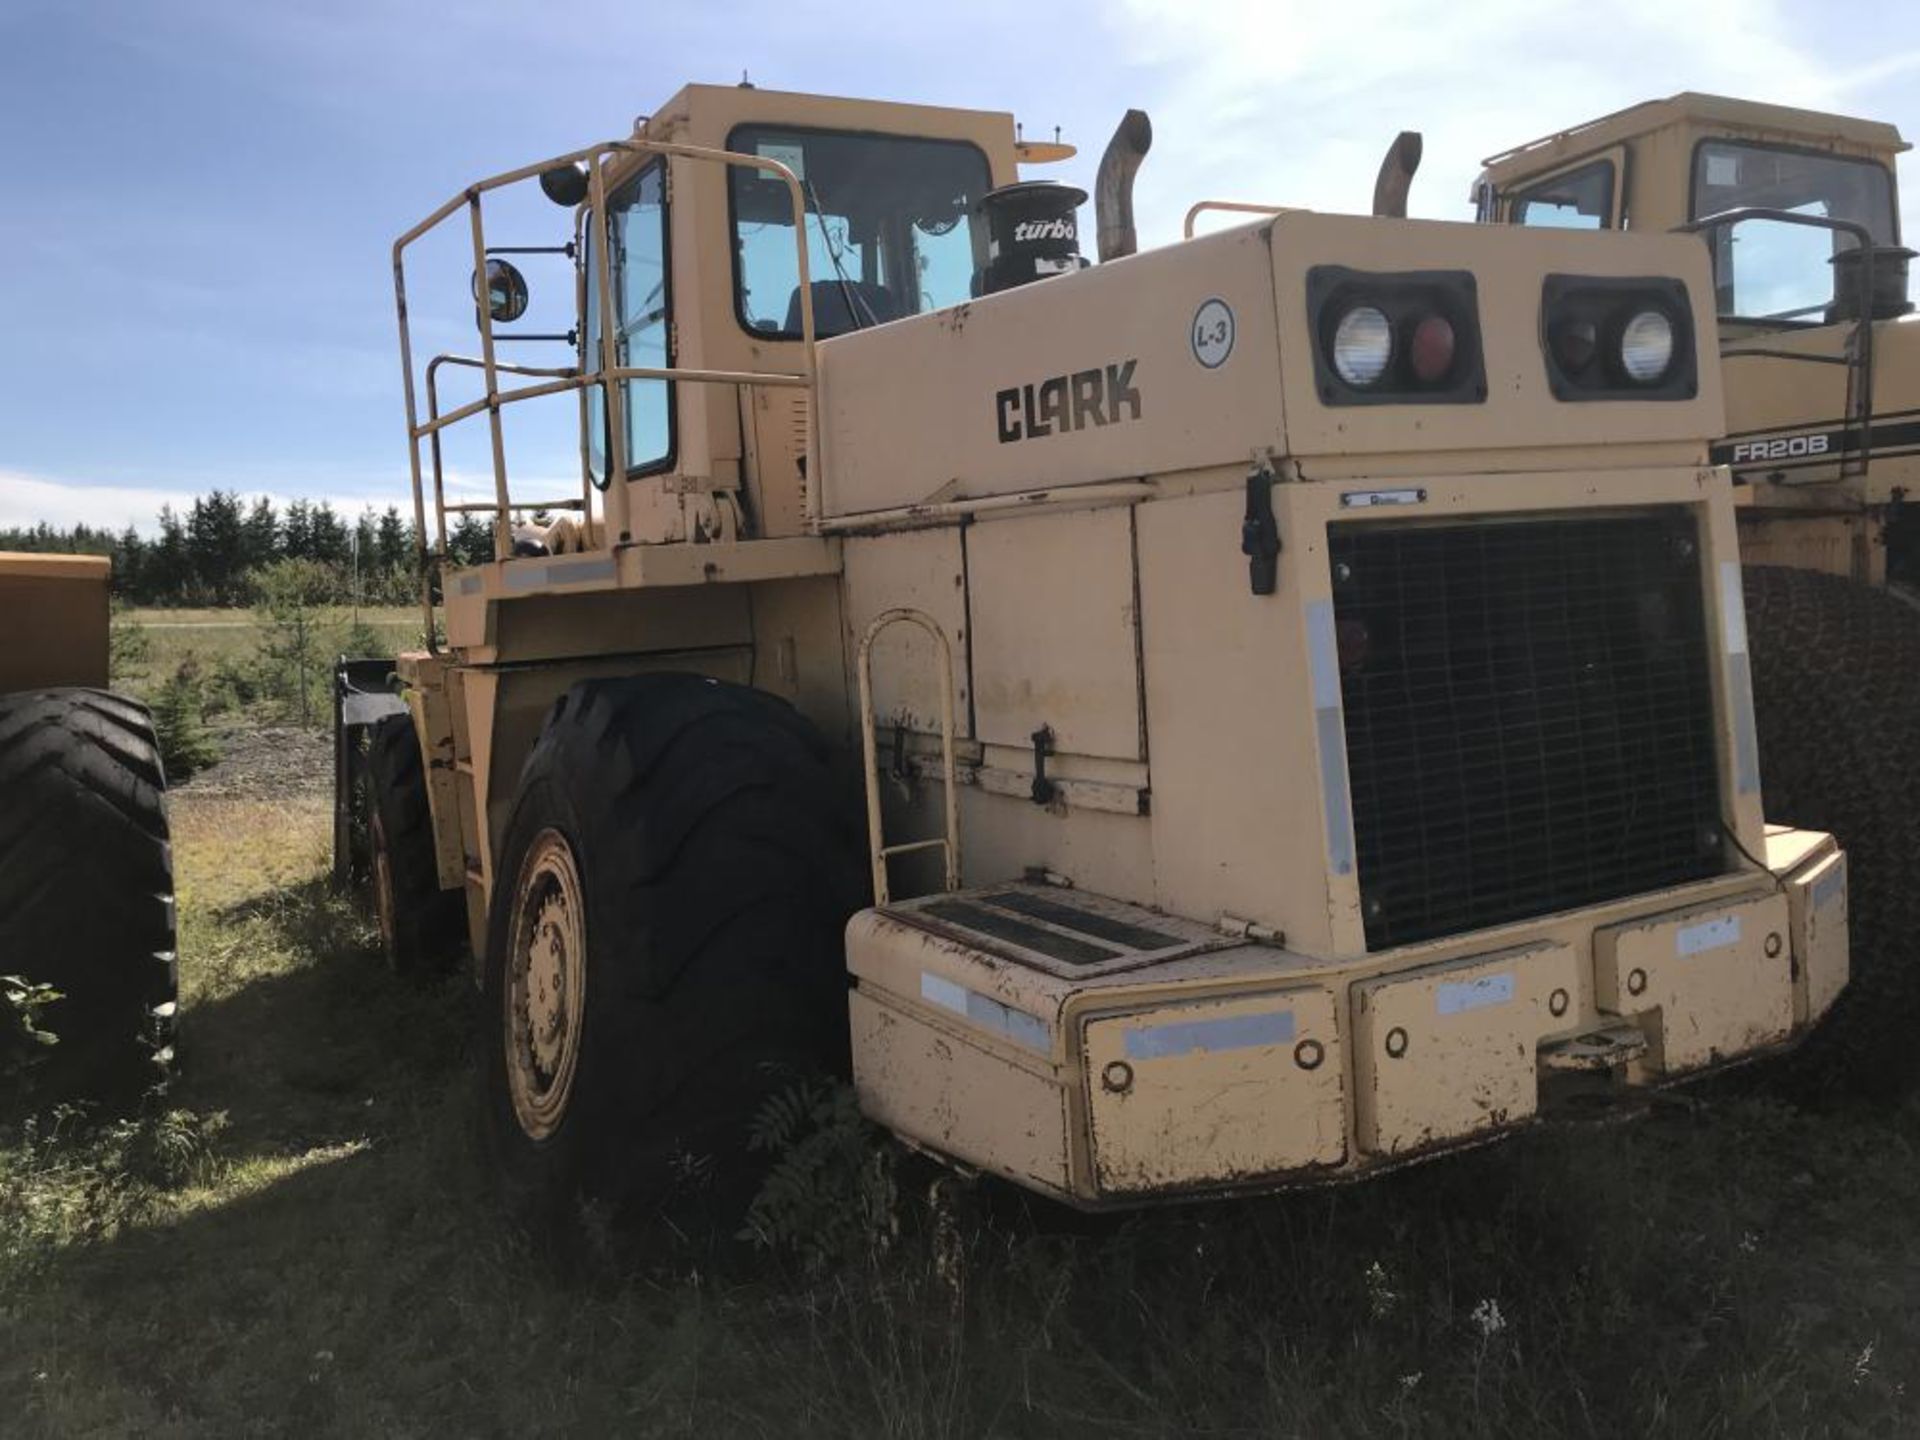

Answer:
[114,606,422,705]
[2,789,1917,1436]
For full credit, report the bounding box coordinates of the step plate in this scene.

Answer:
[888,884,1232,978]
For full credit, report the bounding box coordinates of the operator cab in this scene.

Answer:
[1475,93,1911,333]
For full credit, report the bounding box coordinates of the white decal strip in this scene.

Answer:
[1676,914,1741,957]
[1437,972,1515,1015]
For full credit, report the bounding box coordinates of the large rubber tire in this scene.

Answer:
[0,688,176,1101]
[479,673,868,1243]
[366,713,463,975]
[1744,565,1920,1096]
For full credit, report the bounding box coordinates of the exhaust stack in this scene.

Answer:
[1372,131,1423,218]
[1095,109,1153,261]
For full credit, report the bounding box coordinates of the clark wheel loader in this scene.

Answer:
[0,555,178,1099]
[1469,94,1920,1092]
[345,82,1855,1237]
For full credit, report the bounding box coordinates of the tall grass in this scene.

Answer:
[0,793,1914,1437]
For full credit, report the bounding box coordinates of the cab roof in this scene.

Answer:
[1480,92,1908,186]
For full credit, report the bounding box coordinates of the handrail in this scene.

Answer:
[1183,200,1293,239]
[424,353,579,557]
[856,609,962,905]
[391,133,821,649]
[1680,207,1879,481]
[415,365,808,441]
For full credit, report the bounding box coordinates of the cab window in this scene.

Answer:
[1511,160,1615,230]
[1691,140,1898,321]
[585,162,673,482]
[727,126,993,338]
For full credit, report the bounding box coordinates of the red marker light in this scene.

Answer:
[1551,318,1599,376]
[1409,313,1456,385]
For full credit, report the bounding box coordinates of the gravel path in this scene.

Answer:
[175,723,331,800]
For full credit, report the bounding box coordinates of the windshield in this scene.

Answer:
[1692,140,1898,321]
[728,126,993,338]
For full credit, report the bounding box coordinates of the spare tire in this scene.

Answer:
[1744,565,1920,1097]
[0,688,176,1101]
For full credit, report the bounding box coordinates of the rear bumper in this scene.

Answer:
[847,829,1848,1209]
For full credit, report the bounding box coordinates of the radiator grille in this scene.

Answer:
[1329,512,1725,950]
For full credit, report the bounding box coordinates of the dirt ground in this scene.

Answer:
[178,722,332,800]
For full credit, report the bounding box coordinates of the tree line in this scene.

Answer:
[0,491,495,607]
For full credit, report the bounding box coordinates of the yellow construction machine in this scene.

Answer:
[0,554,178,1097]
[342,82,1861,1238]
[1474,93,1920,1092]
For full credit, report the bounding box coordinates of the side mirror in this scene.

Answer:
[539,163,590,208]
[473,257,529,325]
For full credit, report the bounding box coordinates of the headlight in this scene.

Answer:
[1619,309,1675,383]
[1308,267,1486,406]
[1332,306,1394,386]
[1539,275,1696,402]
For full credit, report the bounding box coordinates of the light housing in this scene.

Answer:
[1540,275,1697,401]
[1308,267,1487,406]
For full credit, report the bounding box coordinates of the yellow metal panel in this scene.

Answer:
[399,651,465,894]
[1353,943,1579,1157]
[1082,987,1344,1195]
[814,224,1286,517]
[1138,485,1340,954]
[1784,851,1849,1026]
[1595,892,1793,1072]
[850,988,1070,1196]
[0,553,110,693]
[841,528,971,738]
[967,507,1143,761]
[1270,213,1724,464]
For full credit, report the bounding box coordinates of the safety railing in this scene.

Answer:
[391,135,821,645]
[1183,200,1294,239]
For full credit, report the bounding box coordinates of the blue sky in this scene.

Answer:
[2,0,1917,532]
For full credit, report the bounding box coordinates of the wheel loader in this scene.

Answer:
[344,82,1859,1236]
[0,554,178,1099]
[1469,93,1920,1090]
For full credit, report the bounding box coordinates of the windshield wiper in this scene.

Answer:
[804,179,880,333]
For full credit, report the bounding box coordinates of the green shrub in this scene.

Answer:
[107,602,152,686]
[740,1076,899,1275]
[340,615,386,660]
[151,661,220,780]
[1,975,60,1085]
[250,558,343,727]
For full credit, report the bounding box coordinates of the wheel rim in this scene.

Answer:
[371,814,399,963]
[504,828,587,1141]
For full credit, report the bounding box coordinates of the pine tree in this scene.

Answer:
[448,514,493,567]
[310,503,348,565]
[242,496,280,572]
[282,499,314,560]
[187,489,246,604]
[151,661,220,779]
[149,505,190,604]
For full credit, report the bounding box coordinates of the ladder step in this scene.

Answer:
[881,837,949,860]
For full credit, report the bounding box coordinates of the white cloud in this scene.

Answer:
[1102,0,1913,243]
[0,461,592,539]
[0,470,201,536]
[0,467,438,537]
